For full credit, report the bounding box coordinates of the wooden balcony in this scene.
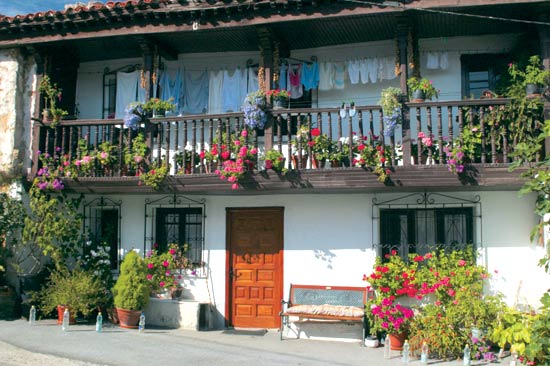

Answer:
[31,98,534,195]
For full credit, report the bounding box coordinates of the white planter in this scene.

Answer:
[365,337,380,348]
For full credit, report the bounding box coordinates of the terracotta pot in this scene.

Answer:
[116,308,141,329]
[389,332,407,351]
[291,155,308,169]
[56,305,76,325]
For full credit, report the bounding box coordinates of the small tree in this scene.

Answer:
[112,250,150,311]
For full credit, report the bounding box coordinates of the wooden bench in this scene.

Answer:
[279,284,371,344]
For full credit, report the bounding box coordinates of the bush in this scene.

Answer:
[36,268,104,318]
[112,250,150,311]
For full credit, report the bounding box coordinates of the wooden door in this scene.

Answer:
[226,207,284,328]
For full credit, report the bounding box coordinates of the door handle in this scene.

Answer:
[229,268,239,279]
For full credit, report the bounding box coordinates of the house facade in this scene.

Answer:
[0,0,549,331]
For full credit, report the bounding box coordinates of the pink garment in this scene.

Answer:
[289,64,303,99]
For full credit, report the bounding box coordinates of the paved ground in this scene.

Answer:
[0,319,506,366]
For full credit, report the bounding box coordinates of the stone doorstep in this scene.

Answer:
[144,298,214,331]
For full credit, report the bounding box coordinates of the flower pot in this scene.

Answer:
[291,155,308,169]
[410,89,426,103]
[116,308,141,329]
[56,305,76,325]
[365,336,380,348]
[273,98,287,110]
[389,332,407,351]
[525,83,541,97]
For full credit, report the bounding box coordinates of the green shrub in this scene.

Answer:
[36,268,104,317]
[112,250,150,311]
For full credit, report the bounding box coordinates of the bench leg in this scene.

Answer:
[280,314,287,341]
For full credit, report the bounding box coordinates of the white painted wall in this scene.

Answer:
[92,189,545,328]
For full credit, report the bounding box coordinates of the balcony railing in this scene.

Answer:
[31,98,541,181]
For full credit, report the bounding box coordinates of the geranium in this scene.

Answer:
[144,243,180,295]
[371,298,415,334]
[266,89,291,101]
[211,129,258,189]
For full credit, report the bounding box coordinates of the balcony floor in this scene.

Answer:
[61,164,526,195]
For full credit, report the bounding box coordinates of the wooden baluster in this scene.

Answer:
[369,110,374,147]
[458,107,464,145]
[416,107,422,165]
[447,106,453,148]
[44,128,51,155]
[183,120,189,174]
[390,135,396,167]
[437,107,444,164]
[126,129,131,173]
[67,126,74,164]
[225,118,231,151]
[192,120,197,174]
[217,119,223,172]
[287,114,292,170]
[254,129,259,168]
[502,124,508,163]
[117,124,123,176]
[348,113,353,167]
[307,114,313,168]
[480,108,486,164]
[427,107,433,164]
[337,110,343,154]
[208,119,214,174]
[200,119,205,174]
[297,114,303,169]
[328,110,333,142]
[166,121,172,169]
[277,115,282,153]
[174,120,180,173]
[379,110,385,150]
[358,109,364,142]
[60,126,66,155]
[157,123,162,164]
[491,123,496,165]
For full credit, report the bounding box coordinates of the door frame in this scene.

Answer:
[225,207,284,328]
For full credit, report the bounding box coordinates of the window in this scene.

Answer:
[155,207,203,264]
[85,208,120,270]
[461,54,508,98]
[379,208,474,257]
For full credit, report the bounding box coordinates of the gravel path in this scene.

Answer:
[0,341,103,366]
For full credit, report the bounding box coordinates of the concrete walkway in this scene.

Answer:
[0,319,504,366]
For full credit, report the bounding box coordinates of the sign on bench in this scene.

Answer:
[280,284,371,344]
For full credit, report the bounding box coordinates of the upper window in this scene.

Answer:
[379,208,474,258]
[155,207,203,264]
[461,54,509,98]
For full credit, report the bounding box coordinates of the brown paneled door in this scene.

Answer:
[226,207,284,329]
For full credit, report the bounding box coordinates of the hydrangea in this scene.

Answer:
[123,103,144,130]
[383,108,401,137]
[243,102,267,130]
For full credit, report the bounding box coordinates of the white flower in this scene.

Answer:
[90,250,97,257]
[86,240,92,246]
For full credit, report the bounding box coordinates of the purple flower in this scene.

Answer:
[52,179,64,191]
[37,181,48,190]
[456,164,465,173]
[456,151,465,161]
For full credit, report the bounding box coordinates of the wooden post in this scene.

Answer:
[397,16,411,166]
[257,27,274,151]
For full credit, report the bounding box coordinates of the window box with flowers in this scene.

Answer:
[143,97,176,118]
[407,77,439,102]
[266,89,291,110]
[264,149,287,174]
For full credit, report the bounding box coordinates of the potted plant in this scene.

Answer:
[508,55,550,97]
[266,89,291,110]
[213,129,258,189]
[264,149,287,174]
[112,250,150,328]
[309,128,333,168]
[139,162,169,190]
[407,77,439,102]
[35,267,104,324]
[38,75,68,127]
[144,243,179,298]
[379,87,403,137]
[143,97,176,117]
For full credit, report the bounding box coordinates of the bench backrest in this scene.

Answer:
[289,285,368,308]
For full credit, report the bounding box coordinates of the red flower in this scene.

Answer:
[458,259,466,267]
[413,255,424,262]
[200,151,206,159]
[307,141,315,147]
[424,253,433,259]
[358,144,366,151]
[380,266,389,273]
[391,249,397,256]
[380,287,390,293]
[311,128,321,137]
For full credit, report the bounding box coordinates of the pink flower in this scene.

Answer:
[227,176,236,183]
[458,259,466,267]
[250,148,258,155]
[162,260,169,267]
[147,263,154,269]
[231,183,239,190]
[265,160,273,169]
[241,130,248,137]
[100,152,108,159]
[221,151,230,160]
[159,281,165,288]
[165,271,171,276]
[169,248,176,255]
[200,151,206,159]
[234,140,241,146]
[417,132,426,139]
[147,274,152,280]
